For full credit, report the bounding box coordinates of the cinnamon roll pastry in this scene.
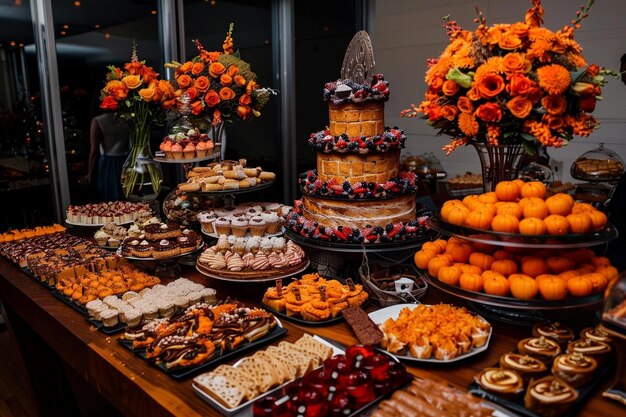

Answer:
[551,352,597,388]
[532,322,574,349]
[524,376,578,417]
[518,336,561,364]
[474,368,524,400]
[579,326,612,346]
[566,338,612,365]
[499,352,547,383]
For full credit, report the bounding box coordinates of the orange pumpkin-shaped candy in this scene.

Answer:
[445,241,474,263]
[581,273,608,293]
[459,273,484,292]
[443,206,469,226]
[491,259,518,277]
[484,274,511,296]
[567,213,592,234]
[571,202,595,214]
[543,215,570,235]
[546,256,575,274]
[438,266,463,286]
[478,192,499,204]
[596,265,619,280]
[509,274,539,299]
[588,210,607,231]
[482,270,506,280]
[558,270,580,282]
[519,217,547,235]
[456,263,483,275]
[518,197,533,211]
[463,195,482,211]
[491,214,520,233]
[440,200,466,221]
[521,257,549,277]
[469,252,494,271]
[495,181,521,202]
[432,239,448,252]
[545,194,574,216]
[522,197,549,220]
[465,210,494,230]
[535,274,561,285]
[414,249,437,269]
[421,242,442,254]
[538,277,568,300]
[567,276,593,297]
[492,250,513,260]
[497,202,523,219]
[428,255,453,277]
[475,203,498,216]
[591,256,611,267]
[447,236,466,245]
[520,181,547,199]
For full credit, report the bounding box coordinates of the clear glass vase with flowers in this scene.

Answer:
[402,0,618,191]
[99,45,176,201]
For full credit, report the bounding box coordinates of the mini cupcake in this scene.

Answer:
[197,211,217,234]
[265,202,282,214]
[160,140,173,159]
[262,212,281,234]
[100,309,120,328]
[248,216,267,237]
[107,236,121,249]
[214,217,231,236]
[94,230,110,247]
[183,142,196,159]
[231,217,249,237]
[474,368,524,400]
[196,140,213,157]
[552,352,598,388]
[171,142,183,160]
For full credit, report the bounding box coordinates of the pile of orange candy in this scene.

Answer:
[440,180,607,235]
[0,224,66,243]
[414,237,617,300]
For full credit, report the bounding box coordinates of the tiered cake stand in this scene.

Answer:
[423,216,618,325]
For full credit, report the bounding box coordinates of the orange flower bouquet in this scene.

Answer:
[166,24,272,130]
[99,46,176,199]
[403,0,615,156]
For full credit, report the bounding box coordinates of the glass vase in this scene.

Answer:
[473,143,525,192]
[121,128,163,202]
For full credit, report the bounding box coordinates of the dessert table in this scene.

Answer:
[0,257,622,417]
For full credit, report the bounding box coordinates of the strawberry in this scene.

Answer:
[387,223,402,239]
[383,181,396,191]
[333,229,349,241]
[331,184,344,194]
[352,187,367,194]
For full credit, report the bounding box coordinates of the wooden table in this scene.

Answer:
[0,257,623,417]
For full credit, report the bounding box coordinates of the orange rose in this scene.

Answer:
[204,90,220,107]
[100,96,118,110]
[234,75,246,87]
[430,76,445,92]
[440,104,459,121]
[227,65,239,77]
[239,94,252,106]
[139,87,155,102]
[122,74,142,90]
[477,74,505,99]
[506,96,533,119]
[506,74,535,96]
[457,96,474,113]
[467,85,481,101]
[542,114,565,130]
[220,74,233,86]
[502,53,529,75]
[510,22,530,38]
[177,74,192,89]
[246,80,258,94]
[161,98,176,110]
[185,86,199,102]
[208,51,221,62]
[475,102,503,122]
[237,105,251,119]
[124,61,142,75]
[209,62,226,78]
[191,62,204,75]
[104,80,128,100]
[219,87,236,100]
[442,80,460,96]
[499,31,522,50]
[191,100,203,115]
[156,80,175,100]
[194,76,210,92]
[176,61,193,75]
[541,95,567,115]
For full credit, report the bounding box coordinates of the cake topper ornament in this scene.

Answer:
[341,30,375,84]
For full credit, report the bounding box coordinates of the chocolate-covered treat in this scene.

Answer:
[518,336,561,364]
[341,306,384,346]
[551,352,597,388]
[499,352,547,383]
[474,368,524,400]
[533,322,574,349]
[132,240,153,258]
[524,376,578,417]
[152,240,180,259]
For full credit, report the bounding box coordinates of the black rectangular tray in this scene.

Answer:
[21,267,55,289]
[85,317,127,334]
[51,290,88,315]
[117,324,288,380]
[468,357,615,417]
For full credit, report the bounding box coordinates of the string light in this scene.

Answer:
[73,1,81,6]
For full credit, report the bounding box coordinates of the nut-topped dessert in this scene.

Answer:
[551,352,598,388]
[532,322,575,349]
[579,326,612,346]
[518,336,562,364]
[566,338,612,365]
[499,352,547,383]
[474,368,524,400]
[524,376,578,417]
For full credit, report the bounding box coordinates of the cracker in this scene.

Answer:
[193,373,245,409]
[294,334,333,361]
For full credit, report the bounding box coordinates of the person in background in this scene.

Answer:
[83,112,129,201]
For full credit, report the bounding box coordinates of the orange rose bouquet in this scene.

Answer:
[403,0,616,155]
[99,46,176,199]
[166,24,272,128]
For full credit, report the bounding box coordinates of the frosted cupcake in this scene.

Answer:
[94,230,110,247]
[260,238,273,254]
[248,216,267,237]
[197,211,217,234]
[171,142,183,160]
[231,217,249,237]
[183,142,196,159]
[214,217,231,236]
[262,212,281,234]
[196,140,213,157]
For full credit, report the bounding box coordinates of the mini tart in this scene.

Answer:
[132,240,154,258]
[176,236,197,253]
[524,376,578,417]
[152,239,181,259]
[499,352,547,383]
[551,352,598,388]
[474,368,524,400]
[518,336,562,364]
[567,338,612,364]
[579,326,612,346]
[532,322,574,349]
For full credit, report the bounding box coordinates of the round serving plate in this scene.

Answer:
[183,180,274,196]
[428,216,618,249]
[299,188,417,202]
[195,259,310,283]
[66,218,133,227]
[154,152,220,164]
[283,228,436,254]
[122,241,204,262]
[200,228,284,239]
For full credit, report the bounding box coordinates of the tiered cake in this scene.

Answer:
[286,76,431,243]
